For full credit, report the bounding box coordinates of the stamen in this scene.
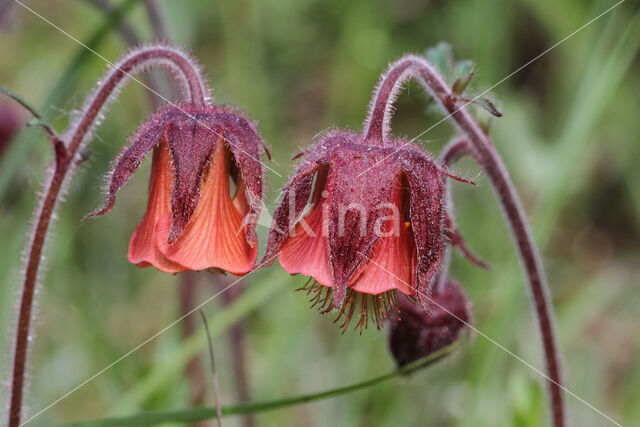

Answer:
[297,283,401,333]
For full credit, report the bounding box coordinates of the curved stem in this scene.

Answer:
[67,45,208,155]
[372,55,565,426]
[8,44,209,427]
[363,59,416,142]
[448,104,565,427]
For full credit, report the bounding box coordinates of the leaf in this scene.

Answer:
[0,86,45,121]
[425,42,454,81]
[454,59,474,80]
[472,97,503,117]
[61,342,461,427]
[452,72,474,95]
[1,85,57,138]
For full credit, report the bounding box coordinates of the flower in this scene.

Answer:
[262,128,453,331]
[388,279,471,368]
[88,103,268,275]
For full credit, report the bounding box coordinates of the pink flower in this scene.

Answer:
[88,103,268,275]
[262,129,449,331]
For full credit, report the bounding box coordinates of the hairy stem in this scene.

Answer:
[435,139,470,292]
[366,55,565,426]
[8,44,209,427]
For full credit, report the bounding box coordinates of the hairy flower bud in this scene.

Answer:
[388,280,471,368]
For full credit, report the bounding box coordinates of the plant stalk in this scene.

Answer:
[364,55,565,426]
[219,278,254,427]
[8,45,208,427]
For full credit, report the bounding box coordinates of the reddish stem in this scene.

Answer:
[179,272,207,407]
[8,45,208,427]
[365,55,565,427]
[220,280,254,427]
[434,139,471,292]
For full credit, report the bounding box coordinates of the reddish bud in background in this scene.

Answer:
[0,101,22,159]
[388,279,471,368]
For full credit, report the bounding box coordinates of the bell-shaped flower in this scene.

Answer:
[262,129,455,331]
[88,103,267,275]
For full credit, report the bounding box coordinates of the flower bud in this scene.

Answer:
[388,279,471,368]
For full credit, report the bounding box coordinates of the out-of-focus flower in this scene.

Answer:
[388,279,471,367]
[0,101,22,159]
[88,103,268,275]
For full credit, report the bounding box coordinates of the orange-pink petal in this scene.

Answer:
[279,201,333,287]
[156,142,257,275]
[128,141,187,273]
[349,221,415,295]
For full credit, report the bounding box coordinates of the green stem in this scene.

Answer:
[63,342,460,427]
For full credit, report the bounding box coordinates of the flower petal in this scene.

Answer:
[127,141,187,273]
[157,141,256,274]
[214,110,267,247]
[260,163,322,267]
[279,198,332,286]
[350,218,415,295]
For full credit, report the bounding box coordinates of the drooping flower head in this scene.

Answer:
[88,103,268,275]
[388,279,471,368]
[262,56,476,332]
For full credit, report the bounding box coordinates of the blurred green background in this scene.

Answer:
[1,0,639,425]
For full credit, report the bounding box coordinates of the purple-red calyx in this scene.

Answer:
[88,103,268,275]
[388,279,471,368]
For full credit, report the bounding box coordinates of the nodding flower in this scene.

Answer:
[388,279,471,368]
[88,103,268,275]
[261,57,476,332]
